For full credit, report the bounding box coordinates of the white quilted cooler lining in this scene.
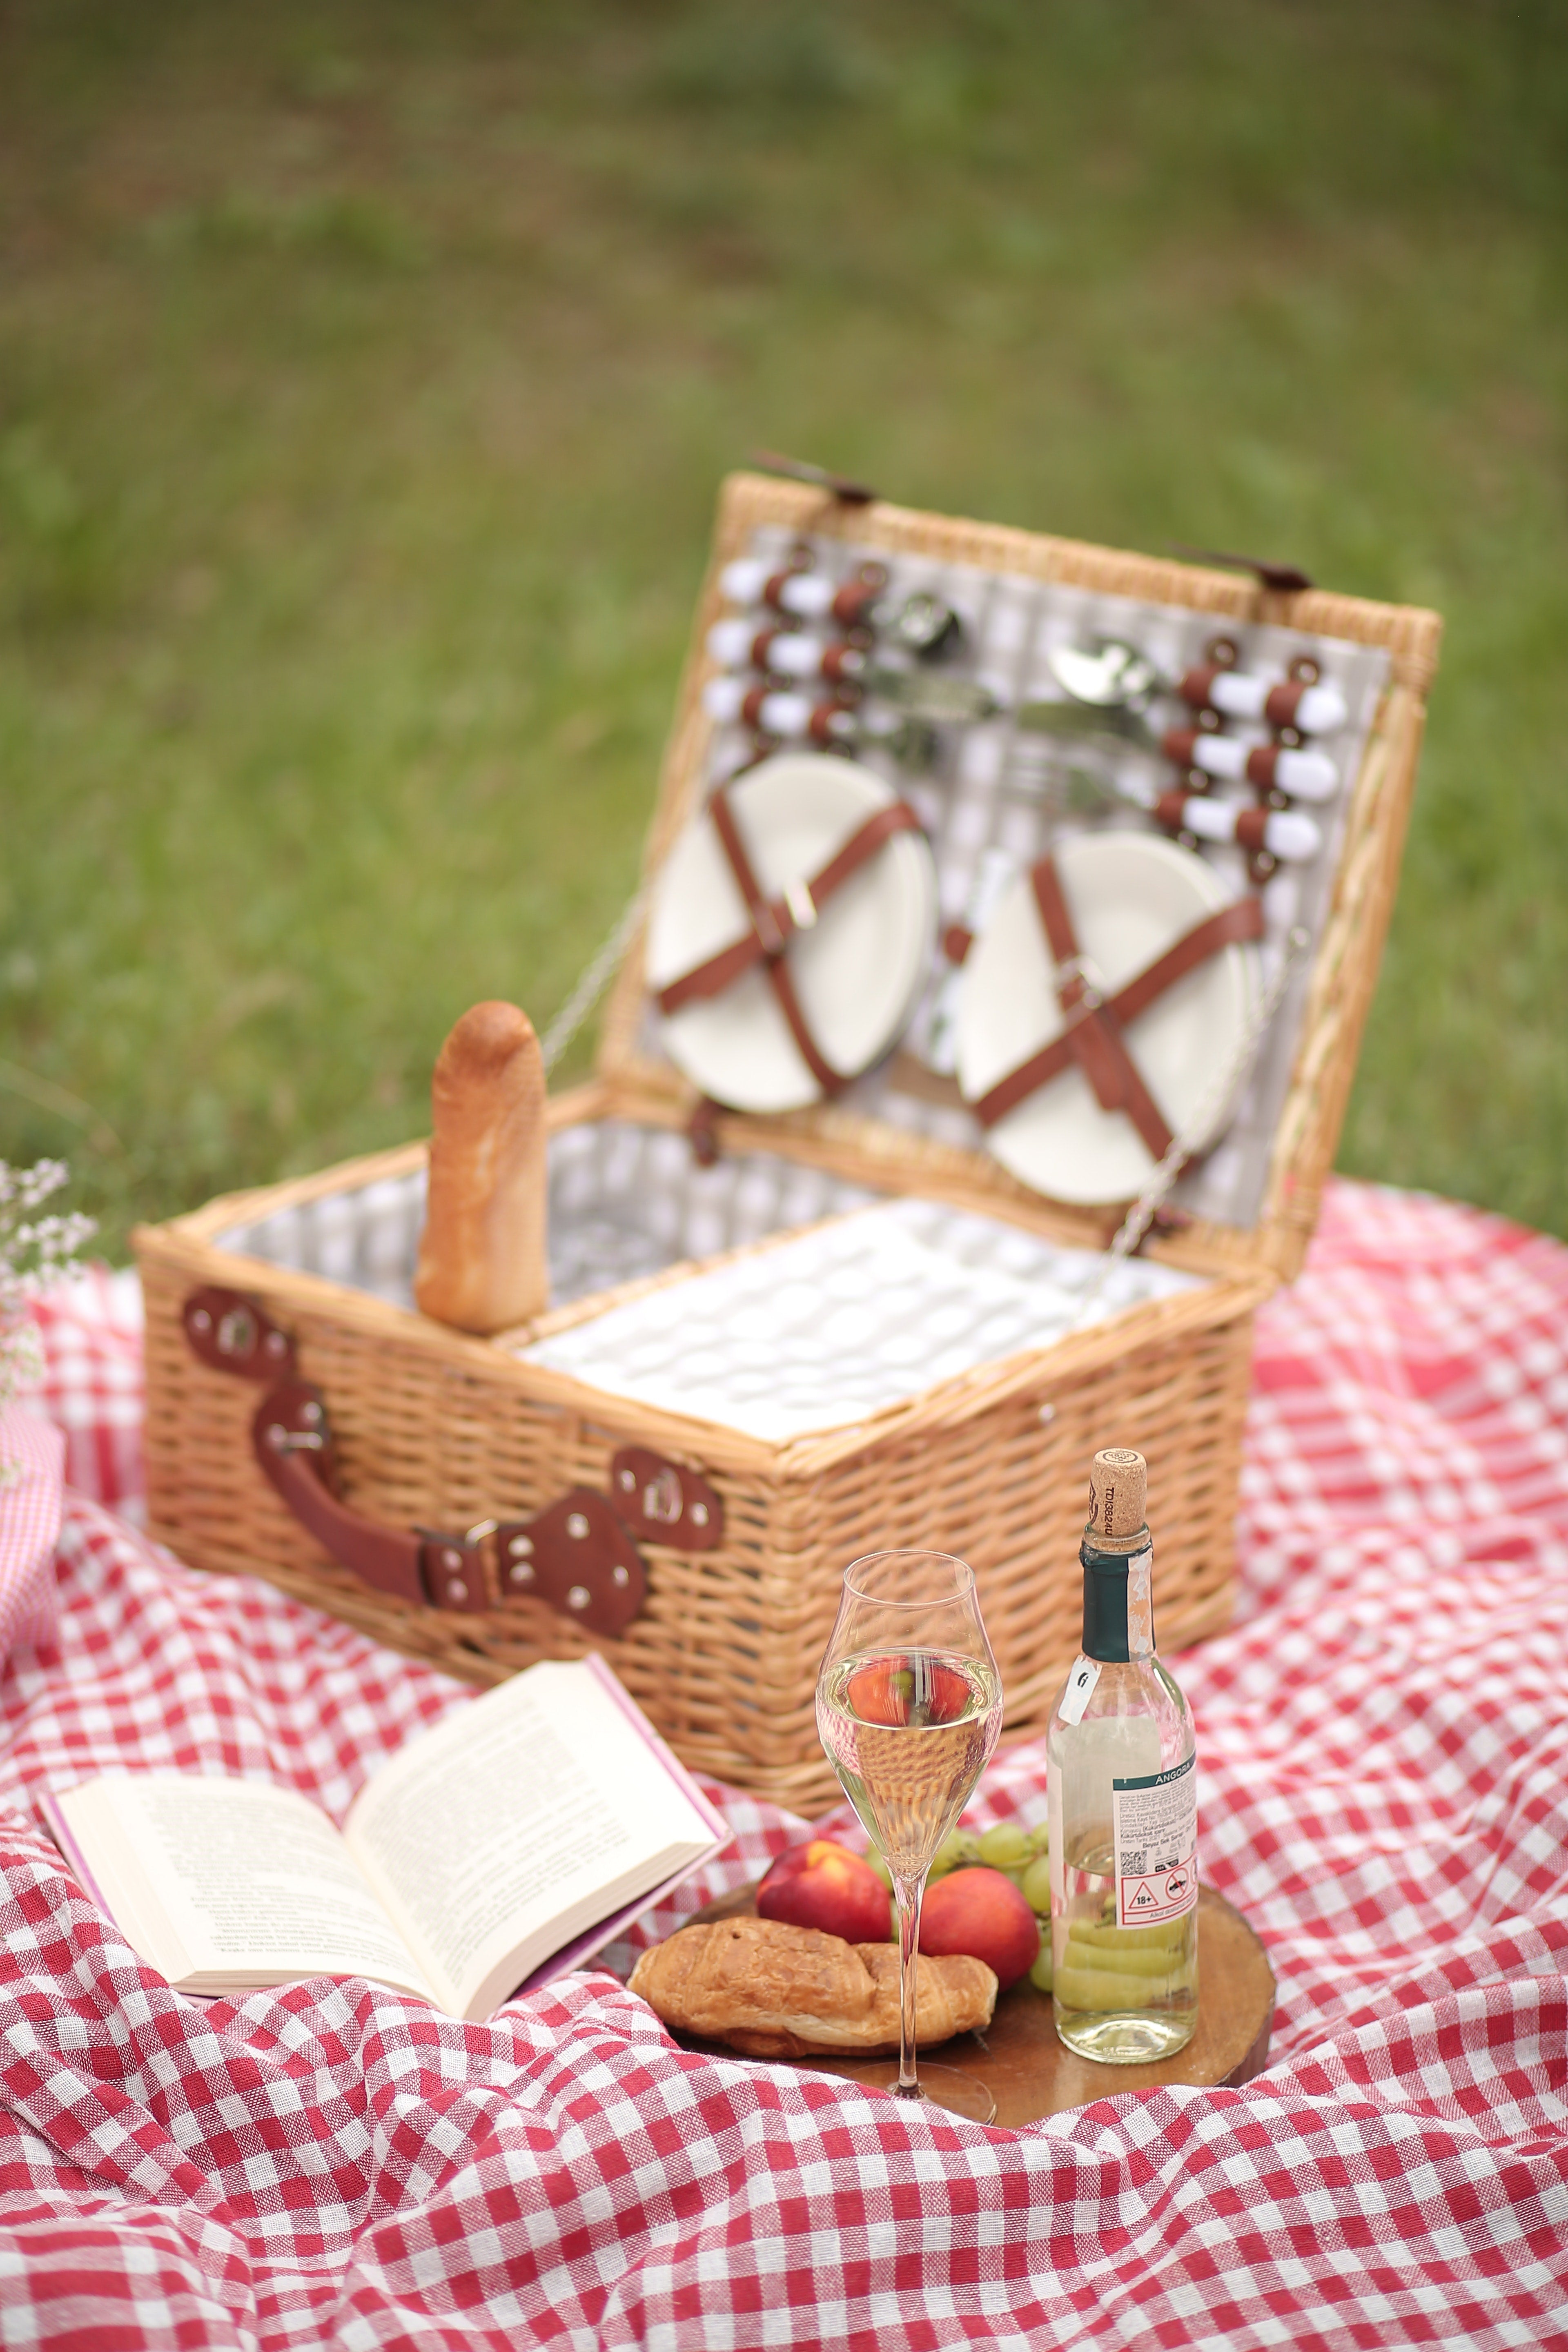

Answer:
[205,1118,1203,1440]
[522,1194,1201,1441]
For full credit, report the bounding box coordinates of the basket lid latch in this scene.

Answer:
[493,1491,646,1637]
[608,1448,724,1551]
[184,1287,296,1380]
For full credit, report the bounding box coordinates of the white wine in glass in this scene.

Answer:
[815,1550,1003,2124]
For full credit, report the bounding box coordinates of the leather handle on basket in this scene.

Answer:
[248,1378,648,1636]
[187,1287,655,1636]
[252,1380,486,1613]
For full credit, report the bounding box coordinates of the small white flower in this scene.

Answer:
[0,1158,96,1477]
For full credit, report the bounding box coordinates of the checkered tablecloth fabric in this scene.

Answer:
[1,1177,1566,2349]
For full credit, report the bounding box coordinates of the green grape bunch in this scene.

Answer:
[864,1811,1056,1993]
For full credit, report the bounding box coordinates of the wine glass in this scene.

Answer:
[815,1549,1003,2123]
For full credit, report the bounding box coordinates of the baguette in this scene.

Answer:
[628,1915,997,2059]
[413,1001,549,1334]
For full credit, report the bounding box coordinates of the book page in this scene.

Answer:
[345,1657,719,2020]
[53,1778,435,2001]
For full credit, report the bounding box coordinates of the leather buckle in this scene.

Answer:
[416,1521,498,1614]
[1054,952,1106,1013]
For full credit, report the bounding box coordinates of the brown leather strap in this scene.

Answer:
[1106,894,1265,1025]
[1177,664,1225,713]
[253,1379,503,1613]
[1028,853,1083,976]
[251,1379,649,1633]
[764,949,842,1095]
[1026,858,1176,1159]
[1264,678,1308,729]
[708,784,839,1093]
[1162,726,1285,795]
[973,862,1263,1147]
[657,791,922,1100]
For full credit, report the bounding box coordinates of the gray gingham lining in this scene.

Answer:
[207,1119,878,1312]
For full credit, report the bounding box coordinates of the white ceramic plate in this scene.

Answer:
[645,753,937,1114]
[956,833,1261,1205]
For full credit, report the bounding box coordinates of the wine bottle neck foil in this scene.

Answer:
[1079,1535,1155,1663]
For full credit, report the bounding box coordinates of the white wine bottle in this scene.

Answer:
[1047,1448,1198,2062]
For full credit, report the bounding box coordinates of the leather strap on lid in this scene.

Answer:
[972,862,1265,1142]
[1027,856,1178,1161]
[657,786,922,1100]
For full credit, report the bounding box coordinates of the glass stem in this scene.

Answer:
[893,1872,925,2096]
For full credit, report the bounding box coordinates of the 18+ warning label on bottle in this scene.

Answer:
[1111,1751,1198,1930]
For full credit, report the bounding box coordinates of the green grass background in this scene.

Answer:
[2,0,1565,1257]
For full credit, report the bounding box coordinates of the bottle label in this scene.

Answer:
[1056,1656,1101,1726]
[1111,1752,1198,1930]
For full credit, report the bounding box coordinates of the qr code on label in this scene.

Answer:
[1125,1850,1147,1875]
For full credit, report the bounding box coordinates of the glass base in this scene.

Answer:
[1054,2006,1197,2064]
[879,2064,996,2123]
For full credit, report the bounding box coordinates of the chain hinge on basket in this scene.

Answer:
[183,1288,648,1636]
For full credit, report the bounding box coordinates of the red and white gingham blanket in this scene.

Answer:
[2,1183,1567,2349]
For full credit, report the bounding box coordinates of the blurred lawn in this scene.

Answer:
[1,0,1565,1256]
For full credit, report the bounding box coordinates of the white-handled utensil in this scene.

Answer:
[1049,639,1347,735]
[719,557,961,659]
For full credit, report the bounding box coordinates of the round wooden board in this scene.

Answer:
[676,1882,1274,2129]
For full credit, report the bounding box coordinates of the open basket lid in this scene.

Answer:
[594,472,1442,1287]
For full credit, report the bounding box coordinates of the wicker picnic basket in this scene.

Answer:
[134,472,1441,1809]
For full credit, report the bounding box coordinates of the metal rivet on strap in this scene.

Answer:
[567,1584,590,1610]
[509,1535,532,1558]
[446,1579,468,1604]
[191,1308,212,1334]
[566,1513,590,1540]
[508,1561,535,1586]
[618,1468,636,1491]
[265,1331,288,1356]
[612,1565,629,1588]
[300,1399,323,1425]
[441,1549,462,1570]
[690,1502,709,1528]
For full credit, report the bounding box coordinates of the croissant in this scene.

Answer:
[628,1915,997,2059]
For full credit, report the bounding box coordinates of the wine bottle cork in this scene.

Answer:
[1085,1448,1148,1552]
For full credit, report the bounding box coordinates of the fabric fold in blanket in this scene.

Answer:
[0,1177,1564,2350]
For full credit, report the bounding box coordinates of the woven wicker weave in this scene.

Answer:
[135,476,1440,1809]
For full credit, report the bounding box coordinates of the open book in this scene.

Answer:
[43,1655,726,2023]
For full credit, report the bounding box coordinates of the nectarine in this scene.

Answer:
[918,1865,1040,1990]
[845,1655,972,1728]
[756,1839,893,1943]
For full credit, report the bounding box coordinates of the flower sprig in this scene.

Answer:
[0,1158,96,1429]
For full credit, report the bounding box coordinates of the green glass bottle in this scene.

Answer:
[1047,1447,1198,2062]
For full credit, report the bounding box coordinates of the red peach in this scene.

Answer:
[846,1656,972,1728]
[918,1866,1040,1990]
[757,1839,893,1944]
